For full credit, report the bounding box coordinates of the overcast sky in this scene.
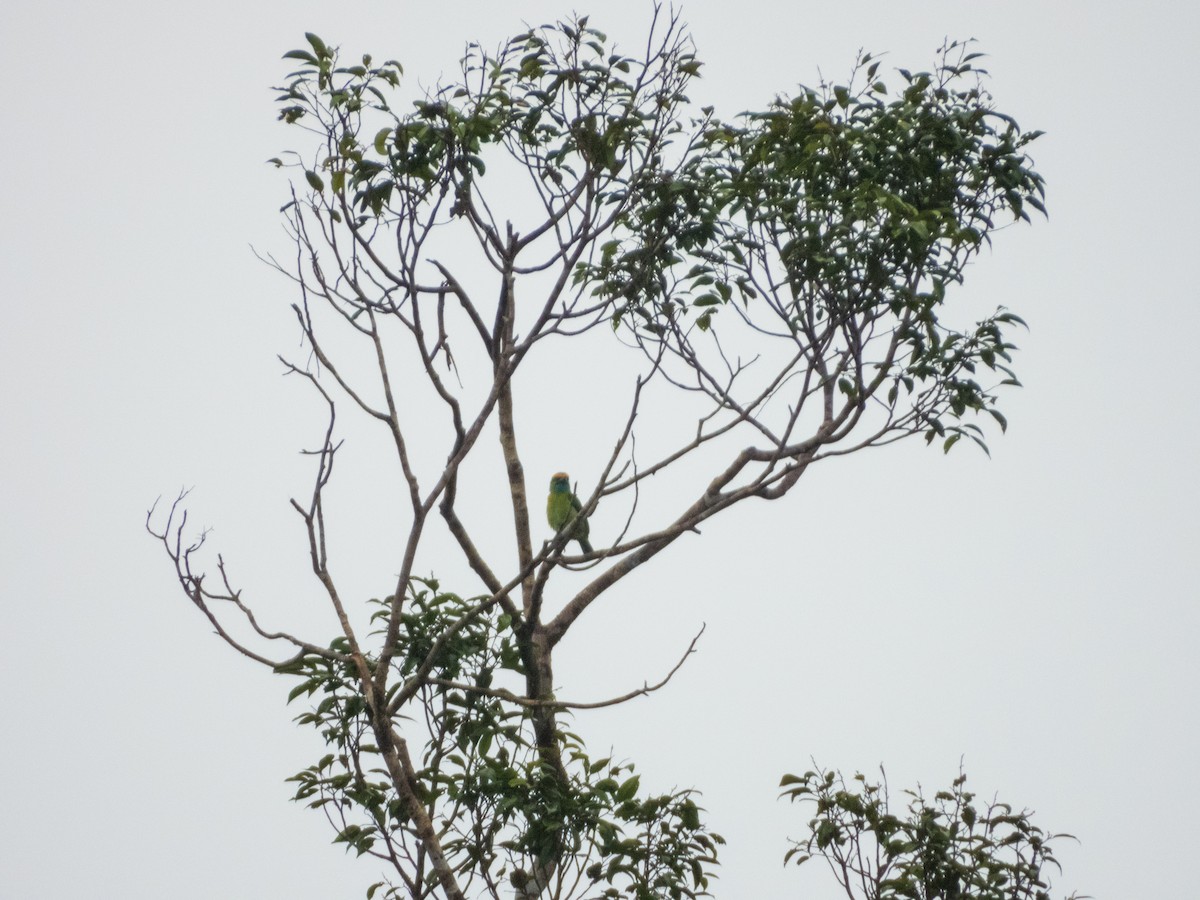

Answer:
[3,1,1197,897]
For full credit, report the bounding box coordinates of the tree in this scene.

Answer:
[781,769,1083,900]
[149,9,1072,899]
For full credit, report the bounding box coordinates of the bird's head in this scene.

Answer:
[550,472,571,493]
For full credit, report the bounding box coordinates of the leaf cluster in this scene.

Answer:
[580,41,1044,452]
[277,579,721,899]
[272,17,696,230]
[780,769,1083,900]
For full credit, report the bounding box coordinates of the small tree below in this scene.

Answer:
[783,769,1084,900]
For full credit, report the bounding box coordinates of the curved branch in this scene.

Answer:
[427,624,706,710]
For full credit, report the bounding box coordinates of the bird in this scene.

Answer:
[546,472,593,554]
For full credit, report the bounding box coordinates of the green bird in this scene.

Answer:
[547,471,593,554]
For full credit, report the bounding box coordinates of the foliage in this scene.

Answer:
[781,769,1083,900]
[582,42,1044,454]
[277,581,722,898]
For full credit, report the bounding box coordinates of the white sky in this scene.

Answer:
[2,1,1197,897]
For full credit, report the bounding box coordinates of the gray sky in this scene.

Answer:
[2,1,1196,897]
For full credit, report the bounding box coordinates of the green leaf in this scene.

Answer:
[282,49,318,64]
[616,775,641,801]
[680,799,701,830]
[305,33,330,59]
[305,170,325,192]
[374,127,392,155]
[286,681,312,703]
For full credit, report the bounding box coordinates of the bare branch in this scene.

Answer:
[428,624,706,710]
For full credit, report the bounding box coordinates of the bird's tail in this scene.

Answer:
[578,537,593,554]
